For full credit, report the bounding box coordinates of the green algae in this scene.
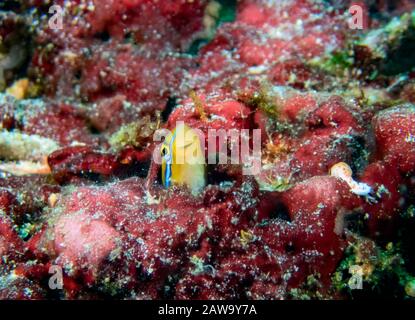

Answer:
[333,239,415,299]
[288,274,326,300]
[257,175,292,192]
[310,49,354,77]
[241,85,281,119]
[109,122,141,152]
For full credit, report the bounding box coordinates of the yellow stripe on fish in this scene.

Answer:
[161,123,206,194]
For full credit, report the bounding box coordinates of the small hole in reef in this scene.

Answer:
[308,118,326,131]
[344,212,369,236]
[94,31,111,42]
[387,1,397,12]
[87,122,101,135]
[207,162,234,186]
[284,242,295,253]
[0,0,21,11]
[117,160,151,180]
[74,69,82,80]
[162,97,177,122]
[124,31,133,41]
[269,202,291,222]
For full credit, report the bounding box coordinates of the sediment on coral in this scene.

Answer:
[0,0,415,300]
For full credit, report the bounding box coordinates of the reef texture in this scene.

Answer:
[1,0,415,299]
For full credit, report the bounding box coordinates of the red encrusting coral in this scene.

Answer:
[1,0,415,300]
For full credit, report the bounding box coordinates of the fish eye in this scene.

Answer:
[161,145,169,157]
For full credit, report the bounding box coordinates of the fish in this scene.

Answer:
[161,123,206,194]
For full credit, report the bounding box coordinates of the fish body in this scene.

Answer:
[161,123,206,194]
